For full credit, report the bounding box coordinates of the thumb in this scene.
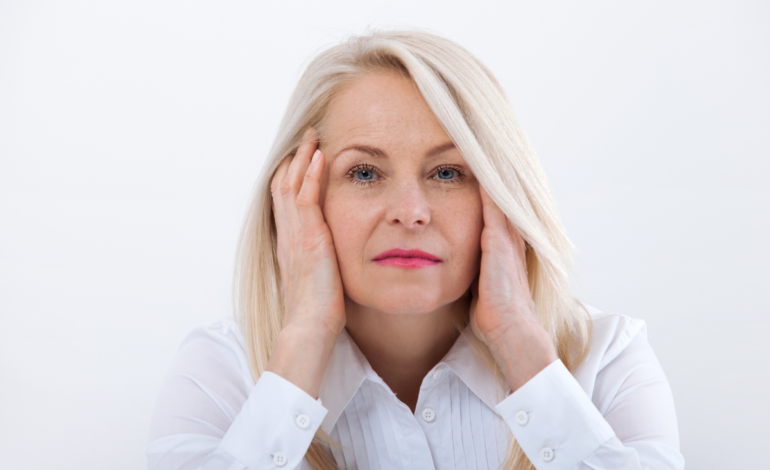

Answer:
[295,149,327,229]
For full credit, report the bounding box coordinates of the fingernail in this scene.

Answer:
[311,149,321,163]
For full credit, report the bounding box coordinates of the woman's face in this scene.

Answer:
[318,71,483,315]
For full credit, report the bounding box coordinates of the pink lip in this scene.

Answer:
[373,249,442,269]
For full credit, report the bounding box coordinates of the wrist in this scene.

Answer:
[486,322,558,392]
[281,319,343,345]
[266,323,341,398]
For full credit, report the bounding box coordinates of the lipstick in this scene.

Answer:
[372,249,441,269]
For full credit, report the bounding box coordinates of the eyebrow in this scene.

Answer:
[332,142,457,161]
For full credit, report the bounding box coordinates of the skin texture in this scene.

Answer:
[267,71,558,413]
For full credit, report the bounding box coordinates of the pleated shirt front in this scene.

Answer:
[319,326,511,470]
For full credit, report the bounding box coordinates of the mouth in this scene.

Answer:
[372,249,442,269]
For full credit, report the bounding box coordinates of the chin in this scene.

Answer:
[349,285,457,315]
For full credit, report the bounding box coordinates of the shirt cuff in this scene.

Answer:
[495,359,615,470]
[217,371,328,469]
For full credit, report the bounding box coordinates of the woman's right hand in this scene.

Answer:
[265,127,346,398]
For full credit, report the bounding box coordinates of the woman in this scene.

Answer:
[147,29,684,470]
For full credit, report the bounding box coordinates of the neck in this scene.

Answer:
[344,293,470,413]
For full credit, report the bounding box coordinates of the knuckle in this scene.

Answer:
[279,179,293,196]
[295,193,313,209]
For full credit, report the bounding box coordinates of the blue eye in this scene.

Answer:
[346,164,379,186]
[355,169,375,180]
[345,163,465,187]
[433,165,464,183]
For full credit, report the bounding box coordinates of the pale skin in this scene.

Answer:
[267,71,558,413]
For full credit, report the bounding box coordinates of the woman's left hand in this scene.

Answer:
[469,185,559,392]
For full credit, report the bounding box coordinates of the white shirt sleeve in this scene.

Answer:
[146,322,327,470]
[495,328,684,470]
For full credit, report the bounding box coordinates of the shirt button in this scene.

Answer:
[421,408,436,422]
[295,414,310,429]
[432,368,442,379]
[273,452,288,466]
[515,410,529,425]
[540,447,555,462]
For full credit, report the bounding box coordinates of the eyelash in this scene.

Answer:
[345,163,466,187]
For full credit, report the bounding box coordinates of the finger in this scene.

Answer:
[271,157,292,264]
[478,185,509,233]
[296,149,327,229]
[283,128,319,199]
[281,128,319,226]
[271,156,291,202]
[271,157,292,228]
[272,154,292,198]
[479,185,526,269]
[276,155,299,226]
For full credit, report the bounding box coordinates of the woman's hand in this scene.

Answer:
[265,128,346,398]
[469,185,559,392]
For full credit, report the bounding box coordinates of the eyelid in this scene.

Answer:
[346,163,379,178]
[344,162,466,186]
[434,164,465,176]
[344,163,380,186]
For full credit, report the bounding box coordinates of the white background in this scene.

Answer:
[1,1,768,469]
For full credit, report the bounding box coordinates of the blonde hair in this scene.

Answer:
[234,28,592,470]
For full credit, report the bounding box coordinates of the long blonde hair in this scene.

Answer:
[234,28,592,470]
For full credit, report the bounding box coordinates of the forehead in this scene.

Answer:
[322,71,450,147]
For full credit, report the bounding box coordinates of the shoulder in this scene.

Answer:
[179,317,247,351]
[581,303,648,370]
[149,318,254,443]
[571,303,652,393]
[169,318,254,387]
[572,304,680,435]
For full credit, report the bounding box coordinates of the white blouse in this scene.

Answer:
[146,304,684,470]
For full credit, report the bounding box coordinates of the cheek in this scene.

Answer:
[322,192,371,267]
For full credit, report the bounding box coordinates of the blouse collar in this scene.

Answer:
[318,324,509,435]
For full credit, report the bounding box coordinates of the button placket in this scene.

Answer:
[421,407,436,422]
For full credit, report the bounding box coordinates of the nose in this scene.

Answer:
[385,180,431,229]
